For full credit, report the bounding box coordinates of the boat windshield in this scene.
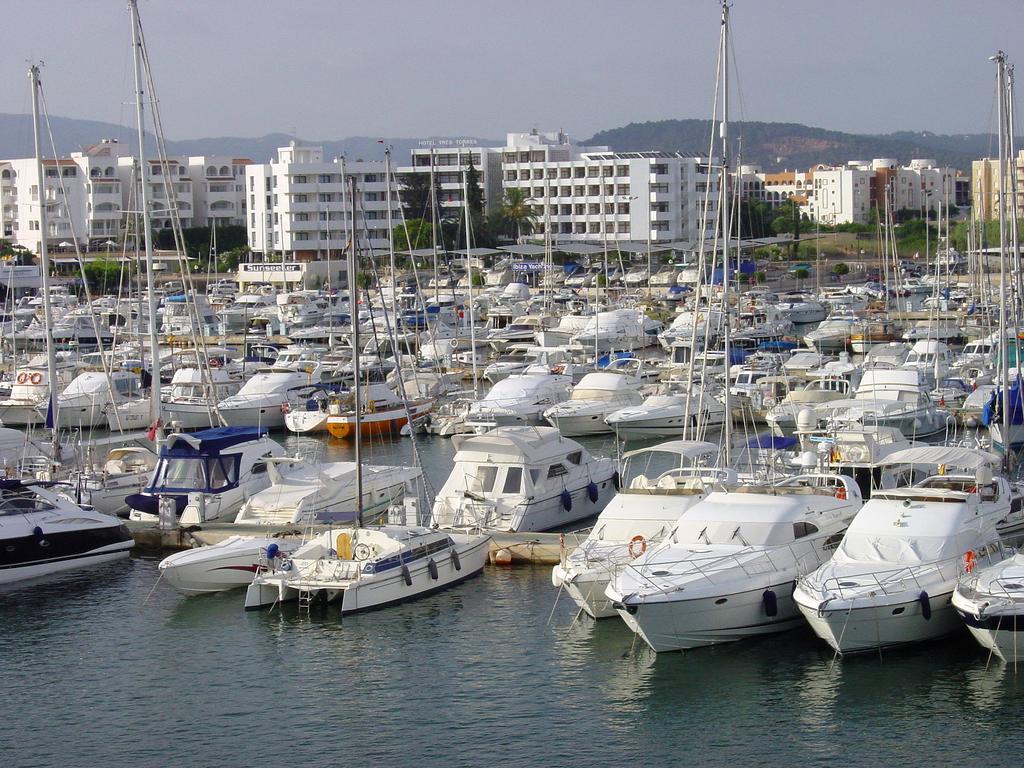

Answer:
[150,455,240,493]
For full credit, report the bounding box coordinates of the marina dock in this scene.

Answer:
[127,520,579,565]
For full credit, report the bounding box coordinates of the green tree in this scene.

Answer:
[832,262,849,276]
[398,171,441,222]
[392,218,433,253]
[216,245,248,273]
[792,267,810,287]
[466,160,484,216]
[501,188,538,240]
[82,257,129,294]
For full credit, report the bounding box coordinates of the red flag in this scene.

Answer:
[147,419,161,442]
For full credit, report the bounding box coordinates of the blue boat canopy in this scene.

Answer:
[164,426,266,457]
[758,340,798,351]
[747,434,799,450]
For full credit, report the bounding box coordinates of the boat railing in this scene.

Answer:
[816,554,972,599]
[629,539,824,589]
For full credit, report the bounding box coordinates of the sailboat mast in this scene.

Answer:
[348,175,364,526]
[28,64,61,460]
[463,169,480,397]
[719,0,733,465]
[129,0,162,436]
[994,51,1011,463]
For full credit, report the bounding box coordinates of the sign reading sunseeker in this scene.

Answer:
[240,262,302,272]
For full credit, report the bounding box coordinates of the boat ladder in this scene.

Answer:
[297,586,315,611]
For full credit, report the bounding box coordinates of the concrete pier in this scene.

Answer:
[127,521,589,565]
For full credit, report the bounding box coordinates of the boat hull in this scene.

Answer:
[796,590,960,654]
[611,580,803,652]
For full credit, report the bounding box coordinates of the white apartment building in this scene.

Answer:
[500,131,718,243]
[245,142,402,263]
[397,144,503,217]
[0,138,249,253]
[739,158,954,225]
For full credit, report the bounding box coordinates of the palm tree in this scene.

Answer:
[502,188,538,241]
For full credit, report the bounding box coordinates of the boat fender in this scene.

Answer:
[918,591,931,620]
[279,558,292,571]
[451,549,462,571]
[33,525,47,547]
[612,471,620,490]
[587,481,599,503]
[265,543,280,560]
[560,489,572,512]
[762,589,778,617]
[427,558,439,580]
[401,563,413,586]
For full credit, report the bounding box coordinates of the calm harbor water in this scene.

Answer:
[2,431,1022,766]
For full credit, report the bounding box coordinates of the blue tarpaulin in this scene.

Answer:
[747,434,799,450]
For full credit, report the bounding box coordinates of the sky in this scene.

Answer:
[2,0,1022,142]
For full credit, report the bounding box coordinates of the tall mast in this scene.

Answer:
[994,51,1011,464]
[719,0,733,465]
[463,169,480,397]
[348,175,364,526]
[129,0,162,437]
[28,64,61,461]
[430,148,439,305]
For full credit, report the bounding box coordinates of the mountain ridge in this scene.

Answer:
[0,112,1010,172]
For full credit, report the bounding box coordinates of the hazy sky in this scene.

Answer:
[3,0,1022,141]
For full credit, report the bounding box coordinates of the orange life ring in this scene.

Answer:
[15,372,28,385]
[29,372,43,385]
[834,485,847,500]
[628,535,647,559]
[209,357,222,368]
[964,550,977,573]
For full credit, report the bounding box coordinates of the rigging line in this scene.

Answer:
[38,86,124,432]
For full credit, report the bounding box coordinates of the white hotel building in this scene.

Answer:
[499,131,719,244]
[245,142,402,264]
[0,138,249,254]
[397,144,503,217]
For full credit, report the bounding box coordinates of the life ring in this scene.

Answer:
[16,372,28,385]
[964,550,977,573]
[449,338,460,350]
[209,357,222,368]
[628,535,647,559]
[834,485,847,500]
[353,543,371,561]
[29,372,43,385]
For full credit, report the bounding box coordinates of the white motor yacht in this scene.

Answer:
[0,479,133,585]
[234,458,421,526]
[162,367,243,430]
[606,473,862,652]
[464,373,571,433]
[552,441,731,618]
[803,314,859,353]
[432,426,616,532]
[953,550,1024,663]
[0,358,77,426]
[605,381,725,440]
[815,368,952,440]
[124,427,285,523]
[216,364,322,429]
[795,446,1009,655]
[543,370,645,436]
[44,369,142,429]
